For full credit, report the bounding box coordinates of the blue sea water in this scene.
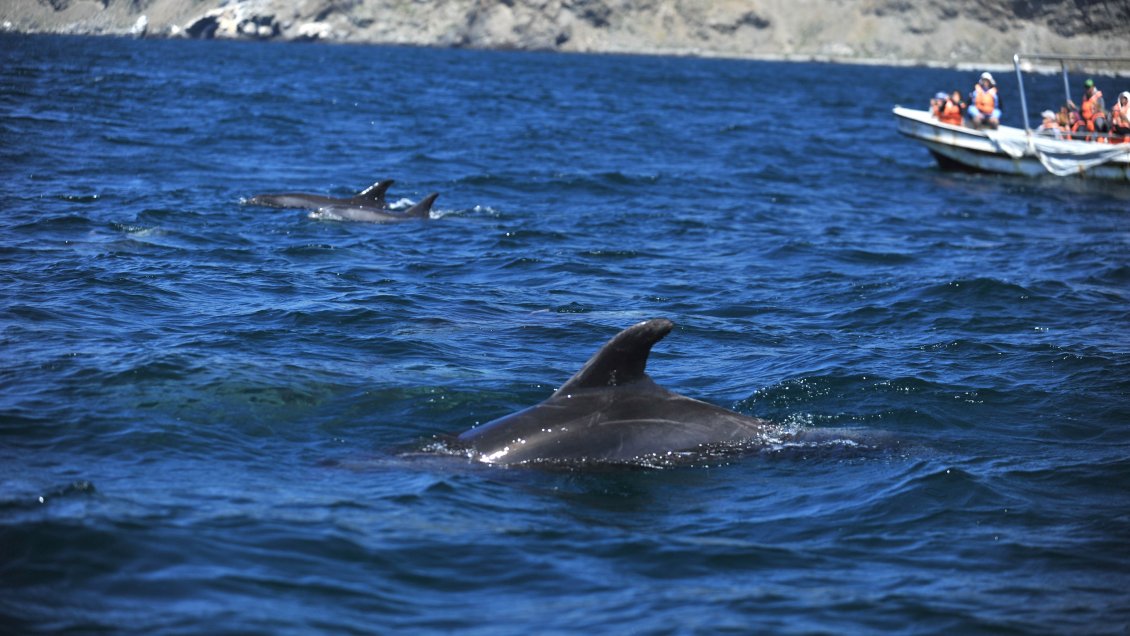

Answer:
[2,33,1129,633]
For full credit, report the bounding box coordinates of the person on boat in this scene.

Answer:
[1036,110,1063,139]
[967,72,1000,129]
[1056,105,1073,134]
[1080,78,1109,138]
[1063,101,1087,140]
[938,90,966,126]
[1111,91,1130,141]
[930,91,947,119]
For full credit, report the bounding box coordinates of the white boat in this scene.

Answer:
[893,54,1130,181]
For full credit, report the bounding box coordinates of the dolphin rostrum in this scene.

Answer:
[312,193,439,223]
[454,318,775,465]
[246,179,395,210]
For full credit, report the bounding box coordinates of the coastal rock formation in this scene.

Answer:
[3,0,1128,65]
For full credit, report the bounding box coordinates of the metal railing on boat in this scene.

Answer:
[1012,53,1130,136]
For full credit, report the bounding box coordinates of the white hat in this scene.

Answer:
[1041,110,1055,119]
[980,72,996,85]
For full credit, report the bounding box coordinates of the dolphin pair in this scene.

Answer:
[246,179,438,222]
[452,319,785,466]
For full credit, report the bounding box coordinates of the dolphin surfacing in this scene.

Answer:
[455,319,774,465]
[312,193,439,223]
[246,179,394,210]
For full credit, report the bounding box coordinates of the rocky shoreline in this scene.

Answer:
[3,0,1129,68]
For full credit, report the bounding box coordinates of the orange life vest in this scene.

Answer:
[1071,118,1085,137]
[974,84,997,115]
[939,100,963,126]
[1082,89,1103,131]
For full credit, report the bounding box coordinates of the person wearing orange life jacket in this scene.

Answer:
[1061,100,1086,139]
[930,91,947,119]
[1036,110,1063,139]
[967,72,1000,129]
[1056,104,1073,135]
[1069,110,1087,140]
[1080,78,1109,137]
[938,90,965,126]
[1111,91,1130,141]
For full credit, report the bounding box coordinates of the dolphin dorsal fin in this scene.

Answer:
[403,192,438,218]
[553,318,674,396]
[356,180,394,207]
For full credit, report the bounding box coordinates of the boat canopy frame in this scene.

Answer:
[1012,53,1130,134]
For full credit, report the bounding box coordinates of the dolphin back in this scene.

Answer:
[247,178,395,210]
[454,318,776,465]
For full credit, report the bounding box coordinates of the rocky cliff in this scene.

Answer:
[3,0,1129,66]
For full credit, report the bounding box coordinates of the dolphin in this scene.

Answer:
[454,318,776,465]
[246,179,394,210]
[312,193,439,223]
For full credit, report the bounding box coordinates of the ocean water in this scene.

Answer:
[2,33,1129,634]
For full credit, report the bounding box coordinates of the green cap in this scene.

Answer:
[1084,78,1094,88]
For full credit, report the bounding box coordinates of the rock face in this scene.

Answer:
[181,5,280,40]
[2,0,1129,65]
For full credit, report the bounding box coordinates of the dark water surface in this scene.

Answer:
[2,34,1128,633]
